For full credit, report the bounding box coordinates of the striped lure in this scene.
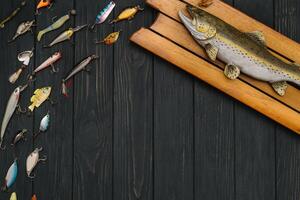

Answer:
[91,1,115,29]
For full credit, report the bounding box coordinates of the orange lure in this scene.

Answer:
[32,194,37,200]
[36,0,54,13]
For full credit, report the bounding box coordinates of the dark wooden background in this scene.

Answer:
[0,0,299,199]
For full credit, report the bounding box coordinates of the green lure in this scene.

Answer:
[0,1,26,29]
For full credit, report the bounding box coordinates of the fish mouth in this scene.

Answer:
[178,11,202,39]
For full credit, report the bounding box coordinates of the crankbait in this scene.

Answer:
[90,1,115,30]
[37,9,76,41]
[0,85,27,149]
[44,24,87,48]
[29,52,61,81]
[11,129,27,146]
[9,49,34,84]
[0,1,26,29]
[34,112,50,138]
[95,31,121,45]
[26,147,47,178]
[62,55,99,96]
[10,192,17,200]
[2,159,18,191]
[28,87,52,112]
[110,5,143,24]
[8,20,35,43]
[36,0,54,14]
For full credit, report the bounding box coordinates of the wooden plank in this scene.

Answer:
[73,0,113,199]
[0,1,35,200]
[113,1,153,200]
[150,14,300,112]
[130,28,300,134]
[33,1,74,199]
[153,38,194,200]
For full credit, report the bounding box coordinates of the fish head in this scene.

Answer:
[179,5,217,41]
[40,87,52,96]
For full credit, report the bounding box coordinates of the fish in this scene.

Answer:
[95,31,121,45]
[62,55,99,96]
[37,9,76,41]
[29,52,61,81]
[8,20,35,43]
[34,112,50,138]
[179,5,300,96]
[11,129,27,146]
[9,49,34,84]
[110,5,143,24]
[44,24,87,48]
[2,159,18,191]
[10,192,17,200]
[26,147,47,178]
[90,1,115,30]
[28,87,52,112]
[0,85,27,149]
[36,0,54,14]
[0,1,26,29]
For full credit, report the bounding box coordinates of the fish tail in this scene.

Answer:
[37,30,46,41]
[28,104,35,112]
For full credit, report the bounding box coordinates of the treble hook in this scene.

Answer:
[17,105,27,114]
[50,64,59,73]
[28,173,35,179]
[39,155,47,162]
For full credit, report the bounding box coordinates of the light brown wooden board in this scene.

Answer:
[130,28,300,134]
[150,13,300,112]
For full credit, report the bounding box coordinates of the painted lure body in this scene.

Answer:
[9,20,35,42]
[37,9,76,41]
[91,1,115,29]
[95,31,121,45]
[44,24,87,48]
[110,5,143,24]
[10,192,17,200]
[11,129,27,146]
[36,0,54,14]
[26,148,47,178]
[62,55,98,96]
[34,113,50,138]
[28,87,52,112]
[0,1,26,29]
[2,160,18,191]
[179,5,300,96]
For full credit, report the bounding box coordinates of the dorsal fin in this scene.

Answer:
[246,31,266,46]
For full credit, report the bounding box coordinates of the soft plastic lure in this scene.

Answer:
[62,55,99,96]
[26,148,47,178]
[8,20,35,43]
[0,1,26,29]
[36,0,54,14]
[11,129,27,146]
[110,5,143,24]
[2,159,18,191]
[37,9,76,41]
[95,31,121,45]
[34,112,50,138]
[44,24,87,48]
[90,1,115,30]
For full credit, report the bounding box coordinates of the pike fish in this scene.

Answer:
[179,5,300,96]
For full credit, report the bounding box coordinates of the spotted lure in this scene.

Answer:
[62,55,98,96]
[95,31,121,45]
[37,9,76,41]
[91,1,115,29]
[26,148,47,178]
[2,159,18,191]
[179,5,300,96]
[0,1,26,29]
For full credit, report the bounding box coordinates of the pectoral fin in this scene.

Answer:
[247,31,266,46]
[271,81,288,96]
[224,64,240,80]
[205,44,218,61]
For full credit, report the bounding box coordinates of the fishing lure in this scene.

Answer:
[0,1,26,29]
[28,87,52,112]
[34,112,50,138]
[11,129,27,146]
[90,1,115,30]
[10,192,17,200]
[199,0,213,7]
[110,5,144,24]
[9,49,34,84]
[0,85,27,149]
[32,194,37,200]
[29,52,61,81]
[62,55,99,96]
[8,20,35,43]
[2,159,18,191]
[37,9,76,41]
[44,24,87,48]
[26,147,47,178]
[95,31,121,45]
[36,0,54,14]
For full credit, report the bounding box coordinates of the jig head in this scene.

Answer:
[95,30,121,45]
[34,112,50,138]
[11,129,27,146]
[110,5,144,24]
[26,147,47,178]
[90,1,115,30]
[2,159,18,191]
[8,20,35,43]
[0,1,26,29]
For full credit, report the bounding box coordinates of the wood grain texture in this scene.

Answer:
[113,1,153,200]
[150,13,300,112]
[130,28,300,134]
[33,0,74,199]
[73,0,113,200]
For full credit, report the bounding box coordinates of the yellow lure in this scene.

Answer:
[10,192,17,200]
[110,5,143,24]
[96,31,121,45]
[28,87,52,112]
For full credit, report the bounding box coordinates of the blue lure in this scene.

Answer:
[34,112,50,138]
[91,1,115,29]
[2,159,18,191]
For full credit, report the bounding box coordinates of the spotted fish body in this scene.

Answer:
[179,5,300,96]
